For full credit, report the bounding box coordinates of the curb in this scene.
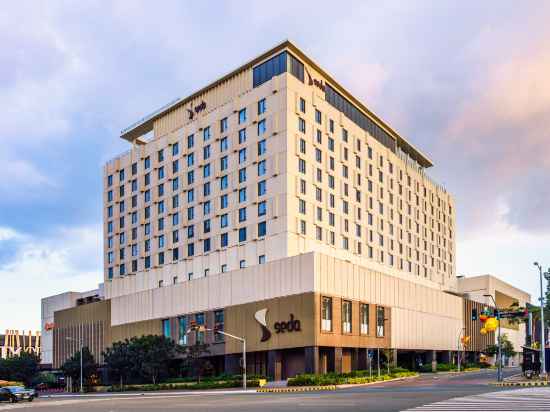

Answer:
[491,381,550,387]
[257,385,336,393]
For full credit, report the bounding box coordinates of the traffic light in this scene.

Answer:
[471,308,478,321]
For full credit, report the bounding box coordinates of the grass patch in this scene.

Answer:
[287,369,418,387]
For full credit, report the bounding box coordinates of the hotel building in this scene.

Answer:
[42,41,527,379]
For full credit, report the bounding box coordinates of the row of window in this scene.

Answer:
[321,297,385,337]
[162,310,225,345]
[109,254,266,279]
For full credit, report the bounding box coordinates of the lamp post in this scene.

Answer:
[484,294,502,382]
[187,326,247,390]
[65,337,83,393]
[534,262,547,378]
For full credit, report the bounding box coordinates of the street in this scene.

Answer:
[2,369,548,412]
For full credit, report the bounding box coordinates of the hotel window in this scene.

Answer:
[329,119,334,133]
[220,213,228,228]
[258,180,266,196]
[328,137,334,152]
[299,97,306,113]
[107,190,113,202]
[258,161,266,176]
[178,316,187,345]
[162,319,171,339]
[300,220,306,235]
[360,304,369,334]
[258,98,266,115]
[316,129,322,144]
[203,219,211,233]
[315,109,322,124]
[321,297,332,332]
[187,272,193,281]
[257,119,266,135]
[259,255,266,264]
[239,259,246,269]
[299,138,306,154]
[329,231,335,245]
[214,310,224,342]
[187,134,194,148]
[238,188,246,203]
[258,139,266,155]
[108,267,113,279]
[131,179,137,192]
[158,235,165,249]
[172,142,179,156]
[238,148,246,164]
[239,168,247,183]
[298,117,306,133]
[144,156,151,169]
[107,175,113,187]
[238,227,247,242]
[342,300,352,333]
[220,232,228,247]
[376,306,385,337]
[187,170,194,185]
[300,179,306,194]
[342,128,348,142]
[258,201,266,216]
[187,243,194,257]
[132,260,138,273]
[220,117,228,133]
[107,205,113,218]
[203,145,211,160]
[196,313,205,343]
[203,182,211,197]
[203,238,211,253]
[220,175,228,190]
[239,128,247,144]
[158,149,164,162]
[238,108,247,124]
[187,153,194,167]
[172,229,179,243]
[221,264,228,272]
[172,248,179,261]
[342,237,349,250]
[315,226,322,241]
[144,238,151,251]
[203,126,211,141]
[220,136,228,151]
[187,189,194,203]
[220,156,228,171]
[220,194,228,209]
[298,159,306,174]
[158,183,164,197]
[299,199,306,214]
[315,148,322,163]
[258,221,266,237]
[158,200,165,214]
[203,164,211,178]
[203,201,211,215]
[144,256,151,269]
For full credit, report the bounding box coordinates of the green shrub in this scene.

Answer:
[287,370,417,386]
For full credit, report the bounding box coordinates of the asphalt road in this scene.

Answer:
[0,368,524,412]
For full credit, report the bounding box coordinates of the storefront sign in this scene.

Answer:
[305,68,326,92]
[187,101,206,120]
[254,309,301,342]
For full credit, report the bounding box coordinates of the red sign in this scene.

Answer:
[45,323,55,331]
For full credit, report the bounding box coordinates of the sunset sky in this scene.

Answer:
[1,1,549,331]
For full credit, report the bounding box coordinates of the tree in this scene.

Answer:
[126,335,182,384]
[181,342,211,382]
[485,334,516,358]
[61,347,98,391]
[103,340,132,388]
[0,352,41,386]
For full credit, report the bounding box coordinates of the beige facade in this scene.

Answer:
[103,40,455,305]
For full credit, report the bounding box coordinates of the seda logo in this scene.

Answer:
[254,308,271,342]
[254,309,301,342]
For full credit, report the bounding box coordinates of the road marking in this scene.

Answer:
[403,387,550,411]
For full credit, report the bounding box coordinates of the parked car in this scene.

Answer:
[0,386,36,403]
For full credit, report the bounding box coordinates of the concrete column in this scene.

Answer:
[391,349,398,368]
[426,350,437,372]
[358,348,368,370]
[267,350,282,381]
[351,348,359,371]
[304,346,320,374]
[334,347,343,374]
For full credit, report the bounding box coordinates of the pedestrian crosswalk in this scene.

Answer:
[403,387,550,411]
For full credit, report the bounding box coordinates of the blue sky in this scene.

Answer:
[1,1,550,331]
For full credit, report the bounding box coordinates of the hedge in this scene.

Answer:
[287,370,417,386]
[106,379,262,392]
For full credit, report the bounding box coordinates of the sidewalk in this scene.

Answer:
[491,372,550,387]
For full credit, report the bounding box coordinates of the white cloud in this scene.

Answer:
[0,225,103,332]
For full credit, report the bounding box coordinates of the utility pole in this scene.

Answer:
[484,294,502,382]
[534,262,547,378]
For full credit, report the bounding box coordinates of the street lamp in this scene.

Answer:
[534,262,547,378]
[483,294,502,382]
[186,327,247,390]
[65,337,83,393]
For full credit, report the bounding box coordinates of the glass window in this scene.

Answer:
[238,227,247,242]
[239,259,246,269]
[178,316,187,345]
[239,188,246,203]
[220,117,228,133]
[258,201,266,216]
[203,145,211,160]
[238,148,246,164]
[238,207,246,222]
[220,232,228,247]
[298,117,306,133]
[239,128,247,144]
[158,149,164,162]
[214,310,224,342]
[258,180,266,196]
[238,108,247,124]
[239,168,247,183]
[360,304,369,335]
[220,213,228,228]
[220,136,228,151]
[187,134,194,148]
[172,142,179,156]
[203,126,211,141]
[315,109,322,124]
[144,156,151,169]
[258,221,266,237]
[342,300,352,333]
[299,97,306,113]
[107,174,113,187]
[162,319,171,339]
[257,119,266,135]
[259,255,266,264]
[187,152,195,167]
[258,98,266,115]
[203,163,211,178]
[321,297,332,331]
[220,156,228,171]
[220,175,228,190]
[258,139,266,155]
[258,160,266,176]
[376,306,385,337]
[196,313,205,343]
